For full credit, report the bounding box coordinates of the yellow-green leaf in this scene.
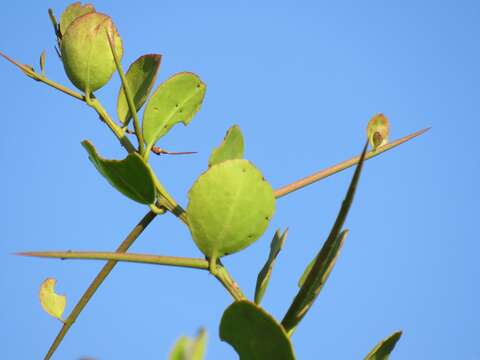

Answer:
[208,125,244,167]
[254,228,288,304]
[367,113,390,150]
[61,12,123,92]
[220,301,296,360]
[297,229,348,288]
[39,278,66,321]
[169,329,207,360]
[117,54,162,124]
[142,72,206,153]
[82,140,156,204]
[365,331,402,360]
[187,159,275,261]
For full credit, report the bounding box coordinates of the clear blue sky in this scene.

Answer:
[1,1,478,359]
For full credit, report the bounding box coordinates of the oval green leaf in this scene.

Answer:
[142,72,206,152]
[208,125,244,167]
[61,12,123,92]
[220,301,296,360]
[364,331,402,360]
[187,159,275,259]
[82,140,155,204]
[59,2,95,36]
[117,54,162,124]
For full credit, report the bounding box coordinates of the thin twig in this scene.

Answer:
[106,31,145,155]
[273,127,430,199]
[18,250,246,301]
[39,211,157,360]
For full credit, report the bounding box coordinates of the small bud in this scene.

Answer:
[60,12,123,93]
[39,50,46,75]
[367,113,390,150]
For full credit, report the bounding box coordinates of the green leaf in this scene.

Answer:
[281,142,369,334]
[220,300,295,360]
[365,331,402,360]
[117,54,162,124]
[297,229,348,288]
[59,2,96,36]
[39,278,66,322]
[367,113,390,151]
[169,329,207,360]
[61,12,123,92]
[208,125,244,167]
[142,72,206,152]
[187,159,275,260]
[254,228,288,304]
[82,140,156,204]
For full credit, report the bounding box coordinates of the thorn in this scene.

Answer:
[152,147,198,156]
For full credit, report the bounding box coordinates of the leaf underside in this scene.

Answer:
[82,140,156,204]
[220,300,296,360]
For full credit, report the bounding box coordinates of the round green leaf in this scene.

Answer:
[208,125,244,167]
[59,2,95,36]
[117,54,162,124]
[82,140,156,204]
[187,159,275,259]
[142,72,206,152]
[61,12,123,92]
[220,301,296,360]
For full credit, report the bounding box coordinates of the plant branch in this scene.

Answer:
[106,31,145,155]
[0,50,83,100]
[18,250,246,301]
[273,127,430,198]
[36,210,157,360]
[0,51,188,219]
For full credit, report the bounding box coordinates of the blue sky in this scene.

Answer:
[1,1,478,359]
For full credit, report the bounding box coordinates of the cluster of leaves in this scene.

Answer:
[1,2,429,359]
